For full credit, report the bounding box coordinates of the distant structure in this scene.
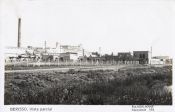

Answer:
[133,51,149,64]
[4,18,171,65]
[17,18,21,48]
[5,18,25,62]
[151,56,172,65]
[118,52,132,61]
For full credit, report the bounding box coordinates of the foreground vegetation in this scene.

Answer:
[5,65,172,105]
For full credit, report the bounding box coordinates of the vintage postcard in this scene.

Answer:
[0,0,174,112]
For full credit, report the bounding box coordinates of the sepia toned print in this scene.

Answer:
[3,0,173,105]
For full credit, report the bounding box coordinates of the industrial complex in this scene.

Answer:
[5,18,172,65]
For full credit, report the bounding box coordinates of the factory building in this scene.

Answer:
[151,56,172,65]
[5,18,168,65]
[5,47,26,62]
[42,44,61,61]
[60,44,83,57]
[101,54,118,64]
[133,51,149,64]
[59,52,78,62]
[5,46,40,62]
[118,52,133,62]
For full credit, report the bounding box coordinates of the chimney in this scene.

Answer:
[56,42,58,48]
[17,18,21,48]
[83,49,85,56]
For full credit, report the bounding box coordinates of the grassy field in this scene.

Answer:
[5,65,172,105]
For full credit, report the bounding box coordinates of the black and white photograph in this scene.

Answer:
[0,0,174,112]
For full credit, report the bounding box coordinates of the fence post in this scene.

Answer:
[58,59,59,67]
[27,59,28,67]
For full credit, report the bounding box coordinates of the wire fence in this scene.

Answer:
[5,60,141,67]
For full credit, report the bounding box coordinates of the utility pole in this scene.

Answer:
[99,47,101,57]
[150,37,161,65]
[151,46,152,58]
[44,41,47,53]
[150,46,152,65]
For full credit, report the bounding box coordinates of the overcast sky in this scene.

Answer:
[1,0,174,57]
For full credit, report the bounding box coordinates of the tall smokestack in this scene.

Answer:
[17,18,21,48]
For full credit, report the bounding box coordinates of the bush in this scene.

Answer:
[5,66,172,105]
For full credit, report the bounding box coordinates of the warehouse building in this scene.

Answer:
[133,51,149,64]
[151,56,172,65]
